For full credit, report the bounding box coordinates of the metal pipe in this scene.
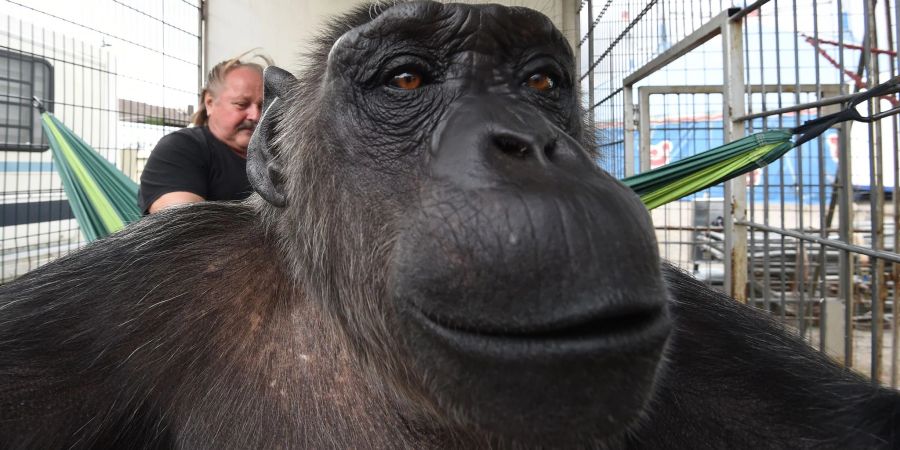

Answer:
[737,221,900,264]
[639,89,651,173]
[808,0,826,347]
[887,0,900,389]
[732,91,859,122]
[723,13,747,302]
[623,86,635,177]
[623,8,735,86]
[763,0,780,316]
[728,0,771,22]
[864,0,885,384]
[836,0,856,370]
[796,0,809,338]
[587,0,594,115]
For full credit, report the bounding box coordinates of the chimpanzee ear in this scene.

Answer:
[247,65,296,208]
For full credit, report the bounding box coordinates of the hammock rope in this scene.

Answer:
[624,75,900,209]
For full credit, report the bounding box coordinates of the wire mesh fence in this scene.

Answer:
[0,0,201,282]
[580,0,899,385]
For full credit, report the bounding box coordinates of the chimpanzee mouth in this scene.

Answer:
[407,303,670,357]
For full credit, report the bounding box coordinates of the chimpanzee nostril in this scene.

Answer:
[494,135,532,159]
[492,134,561,164]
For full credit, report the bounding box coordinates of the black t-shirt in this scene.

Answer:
[138,126,252,214]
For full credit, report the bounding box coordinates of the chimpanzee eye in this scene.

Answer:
[389,71,423,90]
[525,73,556,92]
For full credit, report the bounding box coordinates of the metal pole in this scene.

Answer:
[745,8,761,311]
[792,0,809,338]
[892,0,900,389]
[587,0,594,117]
[837,0,856,369]
[639,88,651,174]
[623,86,635,177]
[810,0,828,350]
[736,221,900,264]
[864,0,885,384]
[199,0,207,97]
[723,15,747,302]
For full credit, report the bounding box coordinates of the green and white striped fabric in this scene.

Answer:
[39,111,141,242]
[621,130,795,210]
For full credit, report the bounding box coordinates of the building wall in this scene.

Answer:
[205,0,580,73]
[205,0,360,70]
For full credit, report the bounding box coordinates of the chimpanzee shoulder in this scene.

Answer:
[626,264,900,449]
[0,202,296,449]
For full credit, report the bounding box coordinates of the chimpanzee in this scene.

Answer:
[0,2,897,449]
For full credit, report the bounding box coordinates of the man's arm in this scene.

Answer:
[139,130,210,214]
[147,191,205,213]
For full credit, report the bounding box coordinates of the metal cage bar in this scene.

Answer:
[579,0,900,384]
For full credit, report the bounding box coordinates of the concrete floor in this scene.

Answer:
[805,327,899,388]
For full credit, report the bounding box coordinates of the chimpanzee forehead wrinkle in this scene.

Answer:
[326,1,570,76]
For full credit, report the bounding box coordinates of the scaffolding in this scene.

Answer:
[579,0,900,386]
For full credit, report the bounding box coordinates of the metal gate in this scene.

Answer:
[579,0,900,385]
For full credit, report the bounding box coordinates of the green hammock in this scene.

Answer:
[36,103,141,242]
[621,130,793,210]
[622,75,900,210]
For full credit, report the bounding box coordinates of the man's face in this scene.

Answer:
[205,66,263,155]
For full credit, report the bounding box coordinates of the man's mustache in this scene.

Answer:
[237,120,257,132]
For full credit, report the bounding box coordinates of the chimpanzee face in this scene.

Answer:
[322,2,581,179]
[258,1,672,444]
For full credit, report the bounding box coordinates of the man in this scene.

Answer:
[138,54,269,214]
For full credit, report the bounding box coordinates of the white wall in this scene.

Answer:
[205,0,361,71]
[205,0,580,73]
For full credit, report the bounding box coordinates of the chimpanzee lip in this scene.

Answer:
[407,303,670,355]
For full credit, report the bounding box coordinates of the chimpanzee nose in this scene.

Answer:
[430,96,595,186]
[491,131,557,163]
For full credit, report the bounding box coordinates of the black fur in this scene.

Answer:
[640,270,899,448]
